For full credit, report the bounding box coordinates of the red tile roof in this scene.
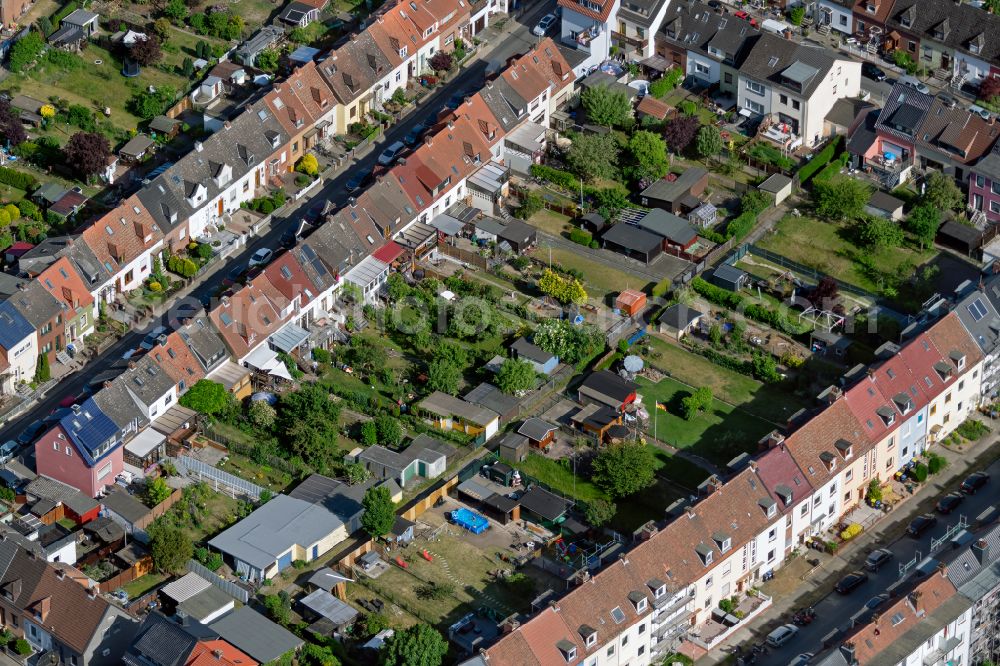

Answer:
[187,639,258,666]
[148,329,206,389]
[558,0,616,22]
[81,194,162,278]
[36,256,95,312]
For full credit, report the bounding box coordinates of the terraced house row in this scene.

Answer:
[462,301,995,665]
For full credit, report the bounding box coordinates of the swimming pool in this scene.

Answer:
[451,507,489,534]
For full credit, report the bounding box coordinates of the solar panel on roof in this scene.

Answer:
[969,298,988,321]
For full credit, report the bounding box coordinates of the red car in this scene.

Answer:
[734,10,758,26]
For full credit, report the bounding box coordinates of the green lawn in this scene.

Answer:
[651,448,712,490]
[756,215,935,294]
[514,453,607,503]
[639,337,807,423]
[637,375,777,464]
[122,573,168,599]
[160,27,231,72]
[1,44,189,136]
[529,245,651,298]
[528,209,573,237]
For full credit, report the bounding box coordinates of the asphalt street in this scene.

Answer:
[758,457,1000,663]
[0,1,556,457]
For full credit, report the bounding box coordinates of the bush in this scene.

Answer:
[166,254,198,278]
[956,419,989,440]
[840,523,863,541]
[529,164,579,190]
[798,137,842,183]
[13,638,31,656]
[0,167,38,192]
[312,347,331,364]
[912,462,928,482]
[927,453,947,475]
[569,227,592,245]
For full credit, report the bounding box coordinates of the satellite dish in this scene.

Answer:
[623,355,644,373]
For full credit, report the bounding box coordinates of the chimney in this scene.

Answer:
[194,141,203,152]
[424,135,434,146]
[685,505,696,519]
[447,121,455,130]
[973,539,989,565]
[702,475,723,495]
[213,649,224,660]
[87,586,97,599]
[748,460,759,473]
[223,121,232,130]
[818,385,843,404]
[759,430,785,450]
[398,158,406,166]
[500,619,520,634]
[938,562,947,578]
[55,568,65,580]
[348,197,357,207]
[840,643,856,663]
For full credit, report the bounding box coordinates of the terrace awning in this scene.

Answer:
[269,322,310,354]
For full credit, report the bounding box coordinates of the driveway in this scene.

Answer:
[1,0,559,450]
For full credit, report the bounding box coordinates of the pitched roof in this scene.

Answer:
[913,98,1000,165]
[6,279,63,329]
[208,271,290,360]
[558,0,615,21]
[661,0,760,61]
[511,337,556,364]
[0,300,35,351]
[634,209,697,245]
[148,330,206,390]
[209,607,303,663]
[187,639,258,666]
[81,194,163,280]
[417,391,499,426]
[55,397,121,467]
[875,83,935,144]
[601,222,662,254]
[579,370,638,403]
[35,256,95,314]
[886,0,1000,65]
[785,398,870,486]
[739,33,840,98]
[660,303,704,329]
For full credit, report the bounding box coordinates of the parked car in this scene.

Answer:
[0,440,19,464]
[377,141,407,166]
[345,170,373,192]
[734,10,758,26]
[766,624,799,648]
[864,548,893,572]
[532,13,557,36]
[863,593,890,611]
[404,121,430,146]
[16,420,45,446]
[936,492,964,514]
[788,654,814,666]
[936,92,957,109]
[247,247,274,269]
[862,62,887,81]
[139,325,168,351]
[835,570,869,594]
[961,471,990,494]
[907,513,938,537]
[969,104,992,121]
[899,75,930,94]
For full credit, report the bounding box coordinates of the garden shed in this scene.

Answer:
[758,173,794,206]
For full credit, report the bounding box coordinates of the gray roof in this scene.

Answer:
[177,316,228,373]
[660,303,704,329]
[417,391,499,426]
[510,337,555,364]
[475,217,508,236]
[120,134,154,157]
[234,25,284,61]
[306,568,353,592]
[660,0,760,62]
[640,167,708,204]
[25,476,99,516]
[946,522,1000,590]
[617,0,670,27]
[357,435,456,476]
[462,382,520,417]
[875,83,934,143]
[739,33,839,98]
[825,98,874,129]
[299,589,359,626]
[137,100,289,236]
[634,209,697,245]
[209,607,303,663]
[601,222,662,254]
[712,263,748,285]
[287,474,404,526]
[867,191,904,212]
[517,417,558,441]
[478,78,528,132]
[102,486,151,524]
[579,71,637,100]
[208,494,344,569]
[123,613,205,666]
[123,355,177,408]
[62,8,98,26]
[176,584,234,623]
[6,279,63,328]
[886,0,1000,66]
[973,142,1000,182]
[91,376,147,432]
[497,219,536,247]
[148,116,180,134]
[758,172,793,193]
[519,486,571,521]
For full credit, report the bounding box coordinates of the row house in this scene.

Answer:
[0,540,139,665]
[0,300,37,391]
[737,33,862,149]
[912,96,999,185]
[855,82,932,188]
[558,0,620,75]
[80,195,163,302]
[5,280,65,366]
[137,102,291,254]
[35,398,128,497]
[470,466,783,666]
[319,28,403,135]
[751,445,815,567]
[614,0,671,60]
[657,0,759,97]
[954,283,1000,401]
[947,528,1000,664]
[815,0,854,35]
[36,256,97,345]
[969,140,1000,224]
[851,0,894,48]
[263,61,338,167]
[922,312,984,442]
[883,0,1000,92]
[16,237,113,312]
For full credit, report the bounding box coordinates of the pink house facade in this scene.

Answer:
[34,400,125,497]
[969,146,1000,224]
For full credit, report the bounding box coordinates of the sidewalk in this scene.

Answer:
[699,433,1000,663]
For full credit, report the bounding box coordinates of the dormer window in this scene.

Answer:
[712,532,732,553]
[695,542,713,565]
[951,351,966,370]
[820,451,837,472]
[835,439,853,460]
[579,624,598,647]
[556,640,576,662]
[876,405,895,426]
[775,485,794,506]
[758,496,777,517]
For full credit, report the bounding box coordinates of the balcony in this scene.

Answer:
[867,152,913,174]
[575,25,602,48]
[688,591,772,650]
[612,30,647,51]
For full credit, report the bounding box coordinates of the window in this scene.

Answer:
[846,469,853,481]
[886,457,894,470]
[959,380,965,391]
[607,646,615,657]
[768,549,776,562]
[53,442,58,450]
[992,201,1000,214]
[908,41,916,52]
[745,99,764,114]
[768,528,777,542]
[638,646,646,656]
[621,634,629,646]
[780,94,788,105]
[639,623,646,634]
[65,446,71,456]
[829,484,836,497]
[845,491,851,502]
[724,72,733,84]
[977,175,986,188]
[745,80,765,95]
[946,392,952,404]
[992,181,1000,196]
[705,576,713,588]
[800,504,809,517]
[792,99,800,110]
[97,461,113,479]
[586,633,597,647]
[887,437,895,450]
[722,561,732,576]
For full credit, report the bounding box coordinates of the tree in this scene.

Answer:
[164,0,189,21]
[664,115,700,154]
[34,353,50,383]
[627,130,669,182]
[538,268,587,305]
[37,16,52,35]
[374,414,402,447]
[299,643,339,666]
[129,35,163,66]
[346,462,371,485]
[857,216,904,250]
[496,358,537,394]
[288,27,310,44]
[257,48,280,72]
[296,153,319,177]
[515,190,543,219]
[741,190,772,215]
[380,624,448,666]
[145,477,172,505]
[427,358,461,395]
[566,132,619,182]
[360,420,378,445]
[594,186,630,221]
[180,379,230,415]
[592,442,656,497]
[980,75,1000,101]
[695,124,723,159]
[922,171,964,212]
[809,276,840,309]
[64,132,111,179]
[347,336,388,374]
[360,612,390,638]
[866,478,883,503]
[0,99,27,147]
[788,6,805,24]
[751,350,781,383]
[533,319,605,364]
[278,383,341,455]
[148,523,193,573]
[248,400,277,431]
[181,57,195,77]
[815,177,872,220]
[581,85,632,127]
[906,203,941,249]
[152,17,172,40]
[429,50,454,71]
[8,32,44,73]
[129,86,176,119]
[681,387,713,420]
[361,485,395,538]
[584,498,617,527]
[262,593,291,625]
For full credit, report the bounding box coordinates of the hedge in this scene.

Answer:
[797,136,842,184]
[51,1,79,27]
[813,152,851,185]
[0,167,38,192]
[530,164,579,191]
[569,228,592,245]
[691,277,807,334]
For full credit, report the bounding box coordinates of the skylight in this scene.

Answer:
[610,607,626,624]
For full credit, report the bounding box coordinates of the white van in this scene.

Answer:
[766,624,800,648]
[899,75,930,95]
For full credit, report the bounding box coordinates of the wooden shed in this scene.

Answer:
[616,289,647,317]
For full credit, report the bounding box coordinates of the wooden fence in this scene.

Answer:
[97,553,154,594]
[437,243,489,270]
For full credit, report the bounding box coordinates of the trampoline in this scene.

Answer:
[451,508,489,534]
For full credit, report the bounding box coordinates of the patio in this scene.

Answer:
[688,591,772,649]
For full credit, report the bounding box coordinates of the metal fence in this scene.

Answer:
[186,559,250,603]
[743,243,879,299]
[173,455,264,501]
